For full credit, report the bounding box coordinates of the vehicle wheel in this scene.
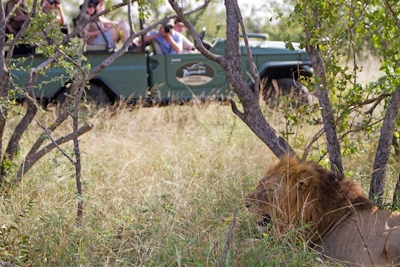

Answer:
[56,83,111,111]
[82,83,111,106]
[261,78,313,107]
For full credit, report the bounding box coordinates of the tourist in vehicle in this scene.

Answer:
[4,0,31,54]
[40,0,68,33]
[174,18,195,52]
[82,0,118,50]
[4,0,29,35]
[94,0,135,45]
[144,19,183,54]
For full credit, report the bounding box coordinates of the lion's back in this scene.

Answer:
[320,209,400,266]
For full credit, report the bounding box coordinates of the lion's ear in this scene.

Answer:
[327,171,344,182]
[297,171,313,189]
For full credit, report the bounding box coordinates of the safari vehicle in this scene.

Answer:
[11,32,313,106]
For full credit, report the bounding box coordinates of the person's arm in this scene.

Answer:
[5,22,16,34]
[13,13,28,22]
[85,29,102,38]
[181,34,194,51]
[143,28,162,43]
[98,15,118,26]
[55,3,65,26]
[84,22,102,38]
[164,31,182,53]
[12,4,29,22]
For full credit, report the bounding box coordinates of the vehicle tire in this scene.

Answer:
[261,78,313,107]
[82,83,111,106]
[56,83,111,111]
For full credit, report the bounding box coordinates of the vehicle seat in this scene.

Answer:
[151,39,163,54]
[86,44,108,51]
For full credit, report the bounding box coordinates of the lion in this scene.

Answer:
[244,154,400,266]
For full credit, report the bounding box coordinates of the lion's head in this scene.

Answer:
[244,154,373,237]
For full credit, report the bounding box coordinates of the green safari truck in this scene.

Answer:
[11,33,313,106]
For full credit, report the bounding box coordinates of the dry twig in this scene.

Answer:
[218,210,238,267]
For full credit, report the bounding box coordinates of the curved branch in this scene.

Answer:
[302,126,324,160]
[168,0,223,64]
[170,0,294,158]
[15,124,93,183]
[2,71,39,166]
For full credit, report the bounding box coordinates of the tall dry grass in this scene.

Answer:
[0,100,384,266]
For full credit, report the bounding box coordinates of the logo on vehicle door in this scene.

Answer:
[176,62,215,86]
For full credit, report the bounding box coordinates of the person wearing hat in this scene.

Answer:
[40,0,66,27]
[40,0,68,34]
[82,0,118,49]
[144,18,183,54]
[30,0,68,46]
[78,0,96,12]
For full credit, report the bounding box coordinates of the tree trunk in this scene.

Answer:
[305,6,343,175]
[4,73,39,162]
[169,0,295,158]
[369,85,400,205]
[0,0,10,183]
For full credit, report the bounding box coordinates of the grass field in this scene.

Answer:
[0,100,394,266]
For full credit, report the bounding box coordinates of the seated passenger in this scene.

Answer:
[144,19,182,54]
[4,0,31,54]
[4,0,29,35]
[82,0,118,50]
[95,0,136,45]
[173,18,195,52]
[40,0,68,34]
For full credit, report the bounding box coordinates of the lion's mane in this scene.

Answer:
[245,154,374,236]
[244,154,400,266]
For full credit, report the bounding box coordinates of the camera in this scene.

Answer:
[164,25,172,33]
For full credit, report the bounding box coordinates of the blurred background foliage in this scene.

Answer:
[23,0,303,42]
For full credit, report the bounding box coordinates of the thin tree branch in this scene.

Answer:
[392,174,400,208]
[14,124,93,182]
[382,0,400,29]
[305,5,343,174]
[233,1,259,95]
[218,210,238,267]
[71,73,88,228]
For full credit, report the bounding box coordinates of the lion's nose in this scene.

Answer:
[245,203,251,208]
